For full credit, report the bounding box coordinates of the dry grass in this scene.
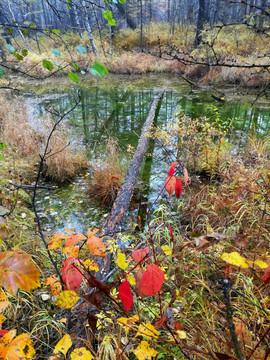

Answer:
[0,96,88,182]
[88,138,126,207]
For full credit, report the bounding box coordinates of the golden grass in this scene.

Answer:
[88,138,126,206]
[3,22,270,85]
[0,96,88,182]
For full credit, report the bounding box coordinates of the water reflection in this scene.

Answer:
[23,76,270,234]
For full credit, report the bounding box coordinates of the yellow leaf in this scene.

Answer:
[48,233,67,250]
[70,347,94,360]
[5,333,35,359]
[136,323,159,339]
[133,340,158,360]
[161,245,172,256]
[0,289,9,313]
[54,291,79,309]
[53,334,72,357]
[83,259,99,272]
[0,314,6,324]
[62,245,79,258]
[117,315,138,334]
[221,252,249,268]
[176,330,187,339]
[248,259,268,269]
[117,250,128,270]
[0,252,40,294]
[127,273,136,286]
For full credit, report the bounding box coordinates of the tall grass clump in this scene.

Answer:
[0,96,88,182]
[88,138,127,207]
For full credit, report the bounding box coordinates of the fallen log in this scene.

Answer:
[101,90,164,237]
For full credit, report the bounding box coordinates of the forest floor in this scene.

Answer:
[0,91,270,359]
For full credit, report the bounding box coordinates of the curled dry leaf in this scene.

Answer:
[183,166,189,186]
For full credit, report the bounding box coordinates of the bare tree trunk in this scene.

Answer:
[194,0,206,47]
[140,0,143,51]
[81,0,98,55]
[115,1,137,30]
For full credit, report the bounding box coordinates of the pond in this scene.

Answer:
[21,74,270,235]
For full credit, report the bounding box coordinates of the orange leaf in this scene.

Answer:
[65,233,86,248]
[165,176,176,196]
[0,252,40,294]
[86,236,106,258]
[3,333,35,359]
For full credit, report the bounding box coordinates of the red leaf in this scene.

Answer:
[135,268,147,298]
[154,316,166,330]
[141,264,165,296]
[174,320,183,331]
[169,162,178,176]
[165,176,176,196]
[132,246,150,263]
[61,257,83,293]
[262,263,270,284]
[175,178,182,198]
[168,225,174,243]
[119,280,133,311]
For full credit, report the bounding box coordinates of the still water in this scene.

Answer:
[22,74,270,234]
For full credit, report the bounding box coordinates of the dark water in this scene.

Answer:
[23,74,270,234]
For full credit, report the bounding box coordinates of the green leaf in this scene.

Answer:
[30,23,36,28]
[0,143,7,151]
[8,28,13,35]
[0,66,5,79]
[39,38,45,42]
[21,28,28,35]
[44,27,50,33]
[70,62,79,70]
[5,44,15,53]
[118,0,126,3]
[21,49,28,57]
[89,62,109,77]
[52,29,60,34]
[67,4,71,10]
[64,31,71,37]
[52,49,61,57]
[42,60,54,71]
[68,72,79,83]
[102,10,116,26]
[77,45,87,54]
[13,52,23,61]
